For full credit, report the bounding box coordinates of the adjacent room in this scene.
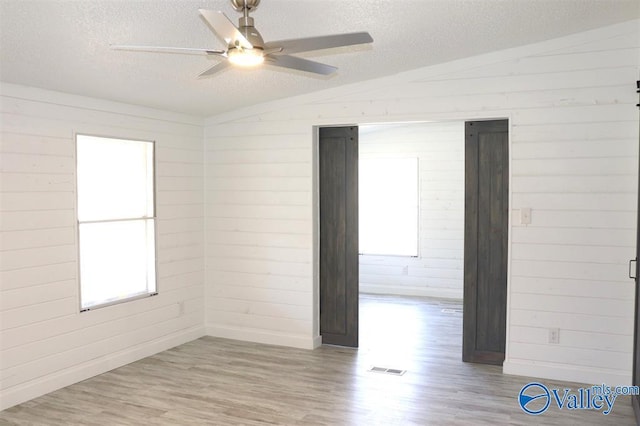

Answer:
[358,121,464,300]
[1,0,639,424]
[356,121,467,391]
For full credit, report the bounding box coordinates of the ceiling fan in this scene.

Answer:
[111,0,373,77]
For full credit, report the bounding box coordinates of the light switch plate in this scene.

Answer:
[521,208,532,225]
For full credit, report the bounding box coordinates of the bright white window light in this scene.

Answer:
[76,135,156,310]
[227,48,264,67]
[359,157,419,257]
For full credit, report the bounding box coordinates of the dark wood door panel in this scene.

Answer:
[319,126,358,347]
[632,79,640,425]
[463,120,508,365]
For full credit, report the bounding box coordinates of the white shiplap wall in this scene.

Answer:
[204,125,316,349]
[359,122,464,299]
[204,20,640,385]
[0,84,205,410]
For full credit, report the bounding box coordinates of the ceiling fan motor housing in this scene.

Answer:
[231,0,260,12]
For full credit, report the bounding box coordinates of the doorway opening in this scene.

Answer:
[317,119,509,367]
[357,121,466,365]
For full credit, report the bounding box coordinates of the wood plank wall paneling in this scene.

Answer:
[358,122,464,299]
[204,20,640,385]
[0,87,206,410]
[204,125,315,346]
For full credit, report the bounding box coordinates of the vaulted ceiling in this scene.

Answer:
[1,0,638,117]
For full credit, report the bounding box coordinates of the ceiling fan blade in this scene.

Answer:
[110,45,226,56]
[198,9,252,49]
[264,32,373,55]
[267,55,337,75]
[198,61,231,78]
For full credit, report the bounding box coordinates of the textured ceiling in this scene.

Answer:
[1,0,638,117]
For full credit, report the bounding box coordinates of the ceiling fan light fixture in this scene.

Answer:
[112,1,373,77]
[227,47,264,67]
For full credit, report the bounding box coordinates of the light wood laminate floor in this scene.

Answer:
[1,294,635,425]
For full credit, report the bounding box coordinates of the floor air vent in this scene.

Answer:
[441,308,462,314]
[368,366,406,376]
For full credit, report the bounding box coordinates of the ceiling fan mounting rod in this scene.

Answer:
[231,0,260,33]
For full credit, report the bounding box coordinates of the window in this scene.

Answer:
[76,135,156,310]
[359,157,419,256]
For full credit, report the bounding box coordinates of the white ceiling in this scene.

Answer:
[1,0,638,117]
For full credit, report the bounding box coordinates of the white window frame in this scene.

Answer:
[75,134,158,311]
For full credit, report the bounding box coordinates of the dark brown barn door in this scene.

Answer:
[632,79,640,425]
[463,119,509,365]
[319,126,359,347]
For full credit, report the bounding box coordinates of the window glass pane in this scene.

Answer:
[77,135,154,221]
[359,158,419,256]
[79,220,156,309]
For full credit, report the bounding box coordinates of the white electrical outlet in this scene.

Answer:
[549,328,560,344]
[178,301,185,316]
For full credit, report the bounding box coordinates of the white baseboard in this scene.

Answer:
[503,359,631,387]
[360,284,463,300]
[0,325,205,411]
[206,325,318,350]
[312,335,322,349]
